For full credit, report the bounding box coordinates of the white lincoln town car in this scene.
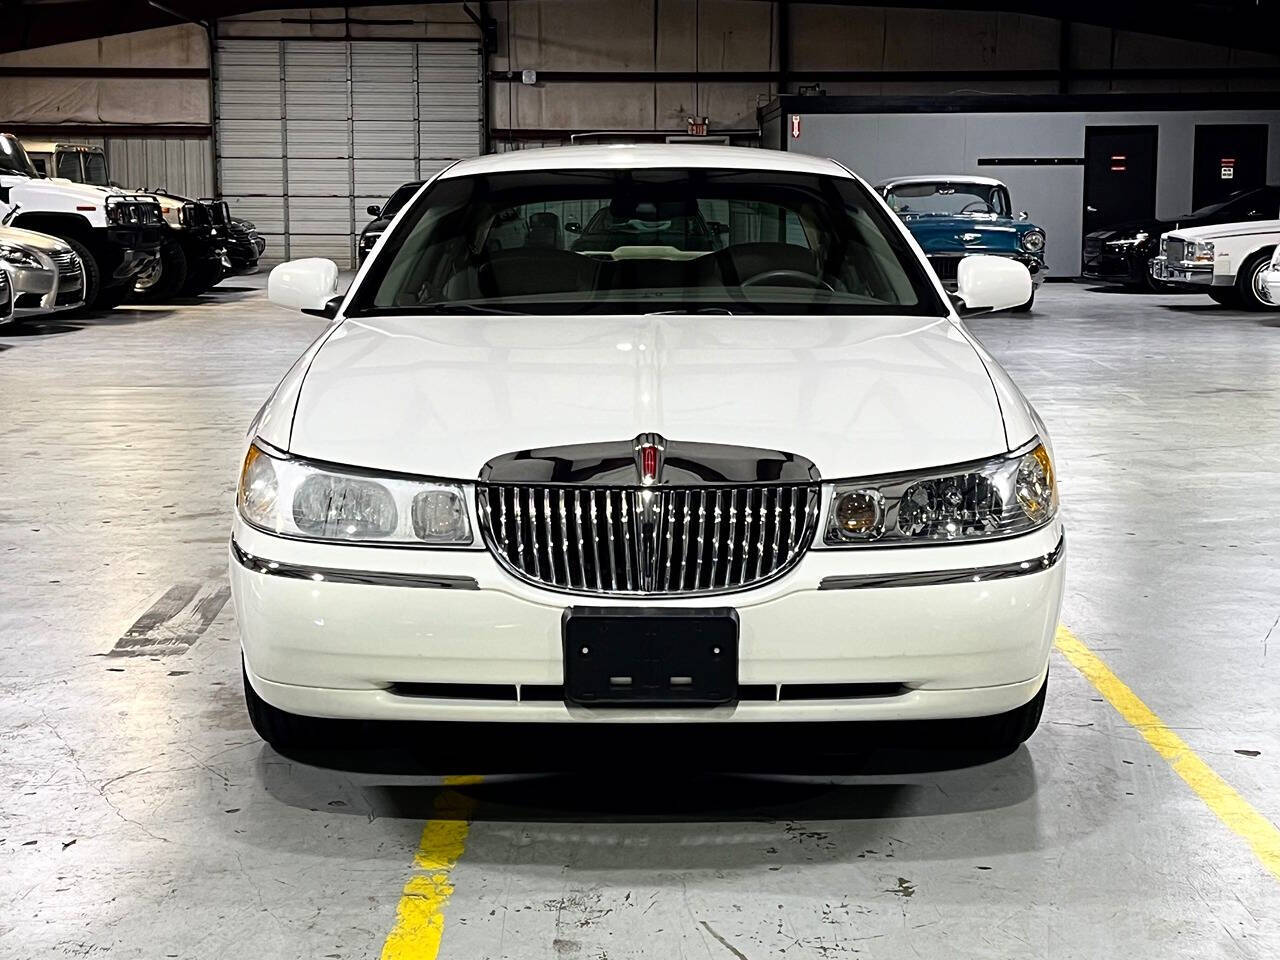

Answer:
[231,145,1064,751]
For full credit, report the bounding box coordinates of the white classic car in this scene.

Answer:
[0,224,86,318]
[1151,219,1280,310]
[232,145,1065,753]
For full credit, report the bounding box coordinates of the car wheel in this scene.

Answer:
[133,241,188,302]
[61,237,101,311]
[1236,249,1279,311]
[94,282,133,310]
[974,674,1048,751]
[1208,287,1244,308]
[243,659,351,751]
[1010,289,1035,313]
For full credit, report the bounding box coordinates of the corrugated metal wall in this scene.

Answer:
[216,38,483,268]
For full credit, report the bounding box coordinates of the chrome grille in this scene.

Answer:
[927,255,962,282]
[477,484,821,597]
[51,249,83,305]
[1166,238,1187,263]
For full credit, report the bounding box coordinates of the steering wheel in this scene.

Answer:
[960,200,993,214]
[741,269,834,291]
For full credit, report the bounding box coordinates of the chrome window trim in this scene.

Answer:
[817,534,1063,590]
[231,539,479,590]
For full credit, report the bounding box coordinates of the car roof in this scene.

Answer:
[877,174,1005,189]
[20,139,100,153]
[437,144,851,180]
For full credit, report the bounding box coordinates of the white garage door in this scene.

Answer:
[216,39,483,268]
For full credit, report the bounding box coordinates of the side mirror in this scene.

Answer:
[1018,210,1030,221]
[268,258,341,316]
[708,220,730,235]
[952,255,1032,316]
[367,204,382,217]
[565,221,582,233]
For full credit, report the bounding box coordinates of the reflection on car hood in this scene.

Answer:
[288,312,1008,480]
[1167,219,1280,242]
[1085,219,1167,241]
[0,224,73,256]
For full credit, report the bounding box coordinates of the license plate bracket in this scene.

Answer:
[562,607,739,706]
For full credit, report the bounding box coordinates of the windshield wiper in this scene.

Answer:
[392,302,528,315]
[645,306,739,316]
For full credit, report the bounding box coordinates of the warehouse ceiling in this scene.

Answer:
[1,0,1278,55]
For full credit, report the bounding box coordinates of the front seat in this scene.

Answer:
[526,211,563,250]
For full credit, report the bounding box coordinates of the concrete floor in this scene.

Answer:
[2,279,1278,959]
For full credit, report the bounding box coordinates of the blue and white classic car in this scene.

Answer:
[878,175,1046,311]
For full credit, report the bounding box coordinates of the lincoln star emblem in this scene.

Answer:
[634,433,665,486]
[959,232,982,244]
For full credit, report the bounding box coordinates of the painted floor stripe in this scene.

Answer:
[1055,625,1280,882]
[380,775,483,960]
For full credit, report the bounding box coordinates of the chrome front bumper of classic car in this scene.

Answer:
[927,253,1046,291]
[230,516,1065,725]
[1150,255,1216,286]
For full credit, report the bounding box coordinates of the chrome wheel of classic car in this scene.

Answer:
[1240,250,1280,311]
[234,145,1061,754]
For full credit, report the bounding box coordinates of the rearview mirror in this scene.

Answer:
[367,204,382,216]
[708,220,730,235]
[952,255,1032,316]
[268,258,341,317]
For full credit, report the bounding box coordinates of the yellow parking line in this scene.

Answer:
[380,775,483,960]
[1055,625,1280,881]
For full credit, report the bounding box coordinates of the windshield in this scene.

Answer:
[1185,187,1276,219]
[353,167,943,316]
[83,152,109,187]
[0,135,38,178]
[381,182,424,219]
[885,181,1010,218]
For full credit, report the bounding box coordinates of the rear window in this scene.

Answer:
[351,167,944,317]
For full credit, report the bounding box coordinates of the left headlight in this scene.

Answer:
[1189,240,1215,263]
[237,441,473,546]
[1020,229,1045,254]
[0,243,44,269]
[824,440,1057,547]
[1105,231,1149,248]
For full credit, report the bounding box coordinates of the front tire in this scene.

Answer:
[1208,286,1244,308]
[1236,249,1279,311]
[976,674,1047,750]
[133,241,188,302]
[243,660,352,750]
[61,237,101,311]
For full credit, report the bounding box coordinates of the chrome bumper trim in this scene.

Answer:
[230,539,480,590]
[817,534,1064,590]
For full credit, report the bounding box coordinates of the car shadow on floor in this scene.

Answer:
[253,723,1038,831]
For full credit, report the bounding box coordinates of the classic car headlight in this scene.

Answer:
[0,243,43,269]
[1020,230,1045,254]
[237,441,473,545]
[1190,240,1215,263]
[824,440,1057,546]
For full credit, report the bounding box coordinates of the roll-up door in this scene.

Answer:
[216,38,482,269]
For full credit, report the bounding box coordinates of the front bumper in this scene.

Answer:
[1150,255,1214,287]
[6,258,84,317]
[101,226,164,282]
[928,252,1045,292]
[1082,248,1148,285]
[230,518,1065,724]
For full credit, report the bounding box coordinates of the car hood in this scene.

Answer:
[0,174,127,203]
[1086,218,1168,241]
[1168,219,1280,242]
[286,312,1009,480]
[0,224,72,256]
[898,215,1026,253]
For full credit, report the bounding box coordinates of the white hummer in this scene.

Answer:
[23,138,231,300]
[0,133,163,309]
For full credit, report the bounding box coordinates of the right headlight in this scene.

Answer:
[823,440,1057,546]
[0,243,44,269]
[1190,240,1215,263]
[237,441,474,546]
[1020,229,1045,254]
